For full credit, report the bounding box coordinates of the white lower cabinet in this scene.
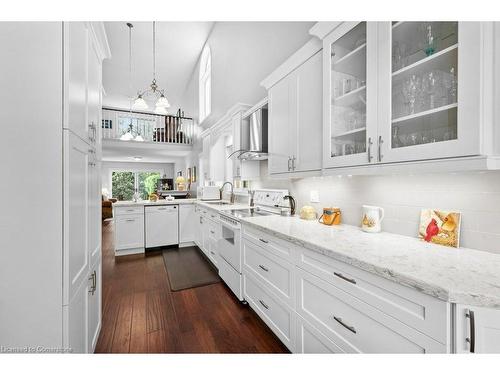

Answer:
[64,275,90,353]
[295,268,446,353]
[242,224,458,353]
[115,214,144,253]
[242,239,295,308]
[179,203,196,245]
[295,314,346,353]
[454,304,500,353]
[243,273,296,351]
[207,218,221,267]
[87,255,101,353]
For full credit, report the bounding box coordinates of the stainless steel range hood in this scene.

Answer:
[238,108,268,161]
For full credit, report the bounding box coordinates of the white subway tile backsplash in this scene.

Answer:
[284,170,500,255]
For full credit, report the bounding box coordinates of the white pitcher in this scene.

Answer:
[361,205,385,233]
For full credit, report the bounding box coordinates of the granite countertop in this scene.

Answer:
[240,215,500,308]
[113,198,198,207]
[113,199,251,211]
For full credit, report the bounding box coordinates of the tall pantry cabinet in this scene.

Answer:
[0,22,110,353]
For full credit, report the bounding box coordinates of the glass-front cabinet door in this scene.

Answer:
[377,22,481,163]
[323,22,378,168]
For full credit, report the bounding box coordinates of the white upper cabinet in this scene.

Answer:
[318,21,496,172]
[265,41,323,176]
[268,76,294,174]
[378,22,481,163]
[295,51,323,172]
[323,22,377,168]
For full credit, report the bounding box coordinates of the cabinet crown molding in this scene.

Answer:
[260,38,322,90]
[309,21,343,40]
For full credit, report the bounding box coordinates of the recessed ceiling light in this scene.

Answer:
[133,156,142,161]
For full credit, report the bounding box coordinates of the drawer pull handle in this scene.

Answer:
[258,265,269,272]
[333,316,356,334]
[210,251,216,255]
[126,209,135,212]
[157,208,167,210]
[259,238,268,244]
[334,272,356,285]
[125,219,135,222]
[466,310,475,353]
[259,299,269,310]
[210,230,215,234]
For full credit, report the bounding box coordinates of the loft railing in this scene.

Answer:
[101,108,194,145]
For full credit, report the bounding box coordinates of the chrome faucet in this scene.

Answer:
[220,181,235,204]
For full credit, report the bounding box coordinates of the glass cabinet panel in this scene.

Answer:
[391,22,458,150]
[330,22,367,158]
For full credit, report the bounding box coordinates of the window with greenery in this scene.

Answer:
[111,172,135,201]
[138,172,161,199]
[111,171,161,200]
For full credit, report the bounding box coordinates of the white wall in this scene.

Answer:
[101,161,175,196]
[253,165,500,255]
[181,22,314,126]
[180,22,314,189]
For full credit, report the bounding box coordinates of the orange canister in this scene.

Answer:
[318,207,341,225]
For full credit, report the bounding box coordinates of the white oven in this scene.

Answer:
[217,214,243,300]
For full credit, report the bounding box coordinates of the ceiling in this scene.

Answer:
[102,140,191,163]
[103,21,214,113]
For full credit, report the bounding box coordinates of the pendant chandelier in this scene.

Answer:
[132,21,170,114]
[121,22,145,142]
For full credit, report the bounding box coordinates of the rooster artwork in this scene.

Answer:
[418,209,461,248]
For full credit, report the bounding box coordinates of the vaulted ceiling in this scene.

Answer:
[103,21,215,113]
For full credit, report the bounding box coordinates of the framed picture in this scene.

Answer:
[102,119,112,129]
[192,166,197,183]
[187,168,192,183]
[418,209,461,248]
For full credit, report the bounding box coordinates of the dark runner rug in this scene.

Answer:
[162,246,220,291]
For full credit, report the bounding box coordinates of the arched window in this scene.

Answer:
[199,45,211,123]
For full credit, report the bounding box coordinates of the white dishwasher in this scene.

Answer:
[145,205,179,248]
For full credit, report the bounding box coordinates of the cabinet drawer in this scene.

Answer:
[244,273,295,351]
[296,268,446,353]
[297,247,449,344]
[243,239,295,308]
[295,314,346,353]
[208,219,220,241]
[115,215,144,250]
[242,225,296,261]
[114,206,144,216]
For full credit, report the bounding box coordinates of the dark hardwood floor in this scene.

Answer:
[95,220,289,353]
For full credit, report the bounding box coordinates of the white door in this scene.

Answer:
[378,22,481,163]
[455,304,500,353]
[145,205,179,248]
[179,204,196,243]
[64,131,90,305]
[64,22,89,143]
[87,258,101,353]
[268,74,293,174]
[294,51,323,172]
[64,275,89,353]
[115,214,144,250]
[323,22,378,169]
